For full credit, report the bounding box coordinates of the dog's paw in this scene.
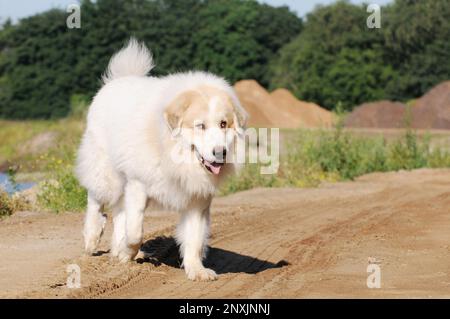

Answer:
[110,245,119,258]
[185,266,218,281]
[117,250,133,263]
[116,243,140,263]
[83,214,106,255]
[110,238,123,258]
[84,236,101,255]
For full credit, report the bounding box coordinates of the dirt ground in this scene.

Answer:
[1,168,449,298]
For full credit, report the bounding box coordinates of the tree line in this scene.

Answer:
[0,0,448,119]
[269,0,450,110]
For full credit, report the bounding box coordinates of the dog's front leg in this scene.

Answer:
[176,199,217,281]
[117,179,147,263]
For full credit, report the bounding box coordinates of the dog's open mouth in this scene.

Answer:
[201,157,224,175]
[195,148,224,175]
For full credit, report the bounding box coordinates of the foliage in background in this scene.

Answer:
[37,164,87,213]
[69,94,90,119]
[382,0,450,100]
[30,124,450,211]
[0,0,449,214]
[1,111,450,212]
[33,120,86,213]
[0,9,78,118]
[0,117,86,213]
[0,0,301,119]
[220,127,450,195]
[270,1,394,111]
[0,189,30,216]
[0,118,85,171]
[191,0,303,85]
[269,0,450,111]
[36,150,87,213]
[1,0,449,118]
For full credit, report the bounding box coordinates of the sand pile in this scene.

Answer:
[233,80,285,128]
[412,81,450,129]
[270,89,335,128]
[345,81,450,130]
[234,80,334,128]
[345,101,407,129]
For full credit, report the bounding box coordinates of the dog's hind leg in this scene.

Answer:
[176,199,218,281]
[83,193,107,255]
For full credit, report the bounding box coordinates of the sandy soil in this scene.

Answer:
[233,80,334,129]
[1,169,449,298]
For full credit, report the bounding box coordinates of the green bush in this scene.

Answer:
[220,128,450,195]
[269,1,393,111]
[0,189,30,217]
[36,153,87,213]
[69,94,90,119]
[0,190,14,216]
[0,0,301,119]
[270,0,450,110]
[37,168,87,213]
[386,130,428,170]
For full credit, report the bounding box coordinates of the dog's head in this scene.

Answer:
[164,85,247,176]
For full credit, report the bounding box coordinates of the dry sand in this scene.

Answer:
[1,169,449,298]
[270,88,335,128]
[345,101,407,129]
[412,81,450,130]
[234,80,335,128]
[346,81,450,130]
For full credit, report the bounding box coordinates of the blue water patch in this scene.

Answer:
[0,172,35,195]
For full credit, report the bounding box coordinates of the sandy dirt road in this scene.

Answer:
[0,168,449,298]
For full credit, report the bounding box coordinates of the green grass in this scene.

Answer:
[35,139,87,213]
[0,189,30,217]
[2,115,450,213]
[220,126,450,195]
[37,166,87,213]
[0,117,87,213]
[0,120,50,164]
[0,118,85,172]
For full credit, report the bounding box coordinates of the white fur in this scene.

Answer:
[102,38,155,84]
[76,39,246,281]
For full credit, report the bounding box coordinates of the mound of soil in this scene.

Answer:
[234,80,334,128]
[233,80,279,128]
[271,88,335,128]
[345,81,450,130]
[345,101,407,129]
[412,81,450,129]
[234,80,301,128]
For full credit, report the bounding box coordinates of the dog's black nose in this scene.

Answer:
[212,146,227,162]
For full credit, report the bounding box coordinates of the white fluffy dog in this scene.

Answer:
[76,39,247,281]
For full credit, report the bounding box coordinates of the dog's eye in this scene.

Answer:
[220,120,227,129]
[195,123,205,130]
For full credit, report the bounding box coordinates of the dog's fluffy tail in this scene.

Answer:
[102,38,155,84]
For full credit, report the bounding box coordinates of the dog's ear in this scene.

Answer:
[232,101,248,135]
[164,91,197,132]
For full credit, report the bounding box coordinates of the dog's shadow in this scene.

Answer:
[138,236,289,275]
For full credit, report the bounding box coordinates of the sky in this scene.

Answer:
[0,0,393,23]
[260,0,392,16]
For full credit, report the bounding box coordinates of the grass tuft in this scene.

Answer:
[220,127,450,195]
[0,189,30,217]
[36,152,87,213]
[2,113,450,213]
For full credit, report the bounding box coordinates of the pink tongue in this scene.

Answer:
[205,161,221,175]
[210,165,221,175]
